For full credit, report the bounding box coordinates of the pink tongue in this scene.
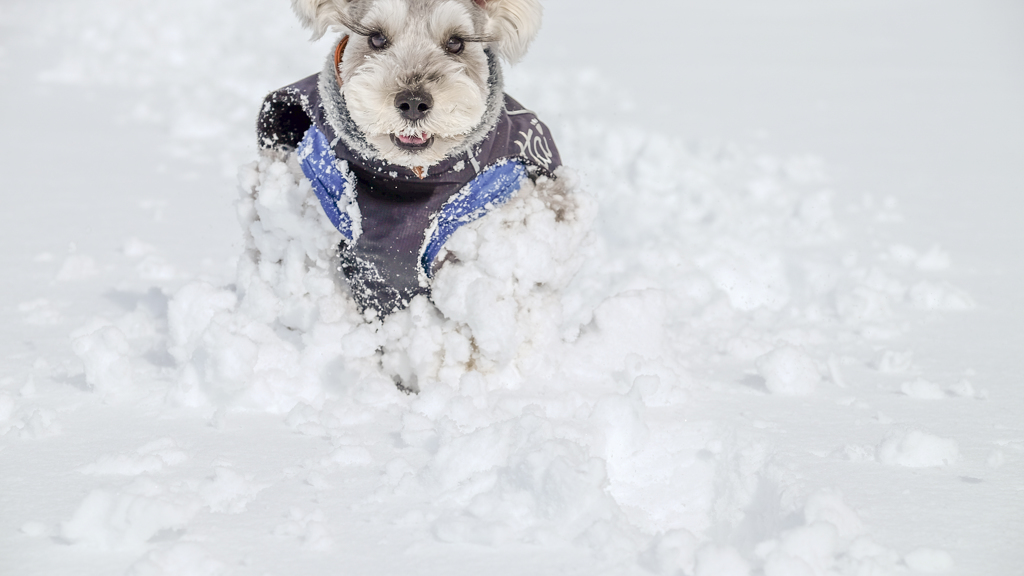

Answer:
[397,133,428,145]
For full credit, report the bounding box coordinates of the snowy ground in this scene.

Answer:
[2,1,1023,575]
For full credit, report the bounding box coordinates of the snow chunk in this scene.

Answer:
[836,286,893,325]
[909,281,976,311]
[273,508,334,551]
[123,237,157,258]
[126,543,228,576]
[136,255,178,282]
[430,414,623,547]
[877,350,916,374]
[832,444,876,463]
[70,319,133,395]
[166,282,238,364]
[18,299,63,325]
[900,378,946,400]
[877,430,959,468]
[755,489,891,576]
[196,467,266,513]
[986,449,1005,468]
[79,438,188,475]
[886,244,951,271]
[915,245,951,271]
[904,547,955,573]
[13,407,63,439]
[0,393,17,422]
[756,346,820,396]
[887,244,918,265]
[640,529,699,575]
[762,522,838,576]
[324,446,374,467]
[695,545,750,576]
[590,393,650,462]
[59,483,199,550]
[20,521,48,537]
[55,252,99,281]
[576,289,670,369]
[803,489,864,540]
[948,378,985,399]
[700,248,790,312]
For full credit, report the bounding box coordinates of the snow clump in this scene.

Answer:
[59,483,199,550]
[55,252,99,281]
[904,547,955,573]
[125,543,228,576]
[694,545,751,576]
[79,438,189,475]
[70,319,134,395]
[900,378,946,400]
[753,488,902,576]
[756,346,821,396]
[877,430,960,468]
[909,281,976,311]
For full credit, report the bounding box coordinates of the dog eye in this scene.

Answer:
[368,32,388,50]
[445,36,465,55]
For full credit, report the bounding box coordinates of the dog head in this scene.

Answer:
[291,0,543,168]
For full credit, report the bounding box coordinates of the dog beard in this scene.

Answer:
[321,42,505,170]
[344,60,488,167]
[330,0,496,168]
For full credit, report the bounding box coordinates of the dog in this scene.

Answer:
[256,0,562,318]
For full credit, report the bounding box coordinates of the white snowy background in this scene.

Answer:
[1,1,1022,575]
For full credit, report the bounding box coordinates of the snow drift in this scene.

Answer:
[4,0,1005,574]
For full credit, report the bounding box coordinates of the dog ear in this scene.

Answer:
[476,0,543,64]
[291,0,350,40]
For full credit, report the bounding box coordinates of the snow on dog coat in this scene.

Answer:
[256,50,561,318]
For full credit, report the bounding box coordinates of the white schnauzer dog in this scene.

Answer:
[257,0,561,318]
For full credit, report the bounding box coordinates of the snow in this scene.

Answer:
[55,251,101,282]
[126,544,229,576]
[59,484,200,551]
[903,548,956,574]
[899,378,946,401]
[756,346,821,396]
[79,438,189,476]
[694,546,751,576]
[876,430,961,468]
[2,0,1023,575]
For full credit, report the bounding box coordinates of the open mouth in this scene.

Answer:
[391,132,434,151]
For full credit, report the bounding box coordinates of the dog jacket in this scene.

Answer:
[257,71,561,317]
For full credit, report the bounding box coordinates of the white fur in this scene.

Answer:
[290,0,544,166]
[291,0,351,39]
[339,0,489,166]
[363,0,409,36]
[479,0,542,64]
[291,0,544,58]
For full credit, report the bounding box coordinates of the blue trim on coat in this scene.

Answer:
[297,126,358,241]
[419,159,527,278]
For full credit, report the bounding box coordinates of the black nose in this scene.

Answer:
[394,90,433,121]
